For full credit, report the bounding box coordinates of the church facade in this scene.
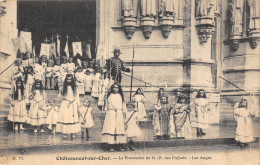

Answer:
[0,0,259,123]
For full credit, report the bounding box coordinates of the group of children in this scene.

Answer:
[7,51,255,150]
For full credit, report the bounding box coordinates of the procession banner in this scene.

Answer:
[40,43,50,58]
[72,42,82,56]
[20,31,32,53]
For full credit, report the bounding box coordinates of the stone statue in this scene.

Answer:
[122,0,134,17]
[248,0,260,31]
[195,0,215,18]
[140,0,157,17]
[159,0,174,17]
[228,0,243,34]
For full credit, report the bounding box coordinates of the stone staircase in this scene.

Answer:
[219,102,235,125]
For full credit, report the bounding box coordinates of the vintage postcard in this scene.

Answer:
[0,0,259,164]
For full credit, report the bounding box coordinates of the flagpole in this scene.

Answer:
[130,43,135,101]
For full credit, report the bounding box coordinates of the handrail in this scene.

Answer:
[121,72,159,88]
[219,76,246,92]
[0,62,14,76]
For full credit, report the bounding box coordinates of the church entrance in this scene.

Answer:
[18,0,96,58]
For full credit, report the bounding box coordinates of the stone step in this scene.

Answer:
[0,104,10,110]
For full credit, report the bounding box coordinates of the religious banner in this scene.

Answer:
[86,43,92,58]
[64,39,69,57]
[72,42,82,56]
[40,43,50,58]
[49,42,56,58]
[57,34,61,56]
[96,43,106,67]
[20,31,32,53]
[12,37,21,52]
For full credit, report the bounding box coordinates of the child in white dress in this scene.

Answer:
[79,99,94,139]
[132,88,147,123]
[8,78,27,131]
[67,57,76,74]
[75,66,86,96]
[45,59,54,90]
[234,99,254,148]
[91,69,102,98]
[194,89,209,136]
[27,80,47,133]
[125,102,142,151]
[52,58,61,90]
[84,69,93,95]
[45,98,59,134]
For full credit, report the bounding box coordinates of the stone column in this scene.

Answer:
[0,0,18,111]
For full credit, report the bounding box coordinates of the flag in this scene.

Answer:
[86,43,92,58]
[40,43,50,58]
[96,43,106,67]
[72,42,82,56]
[57,35,60,56]
[12,37,21,52]
[49,42,56,58]
[64,39,69,57]
[32,46,36,64]
[20,31,32,53]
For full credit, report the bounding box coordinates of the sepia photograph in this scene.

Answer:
[0,0,259,164]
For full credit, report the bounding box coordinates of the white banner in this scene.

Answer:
[86,43,92,58]
[96,43,106,67]
[49,42,56,57]
[72,42,82,56]
[20,31,32,53]
[64,40,69,57]
[40,43,50,58]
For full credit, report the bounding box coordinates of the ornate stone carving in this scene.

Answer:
[122,17,136,40]
[250,38,258,49]
[160,25,172,38]
[230,40,239,51]
[142,26,153,39]
[123,26,135,39]
[196,26,214,44]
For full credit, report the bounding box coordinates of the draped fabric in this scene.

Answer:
[140,0,157,17]
[122,0,134,17]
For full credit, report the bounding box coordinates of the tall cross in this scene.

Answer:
[55,33,60,40]
[66,34,70,41]
[51,35,54,43]
[44,37,49,44]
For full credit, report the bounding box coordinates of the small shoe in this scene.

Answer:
[63,135,68,139]
[34,129,37,133]
[200,132,206,135]
[197,132,201,136]
[40,129,45,133]
[119,148,124,151]
[126,147,130,151]
[71,134,76,139]
[109,148,114,152]
[129,147,135,151]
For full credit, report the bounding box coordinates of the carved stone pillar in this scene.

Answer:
[195,0,215,44]
[122,17,137,40]
[140,17,154,39]
[159,17,174,38]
